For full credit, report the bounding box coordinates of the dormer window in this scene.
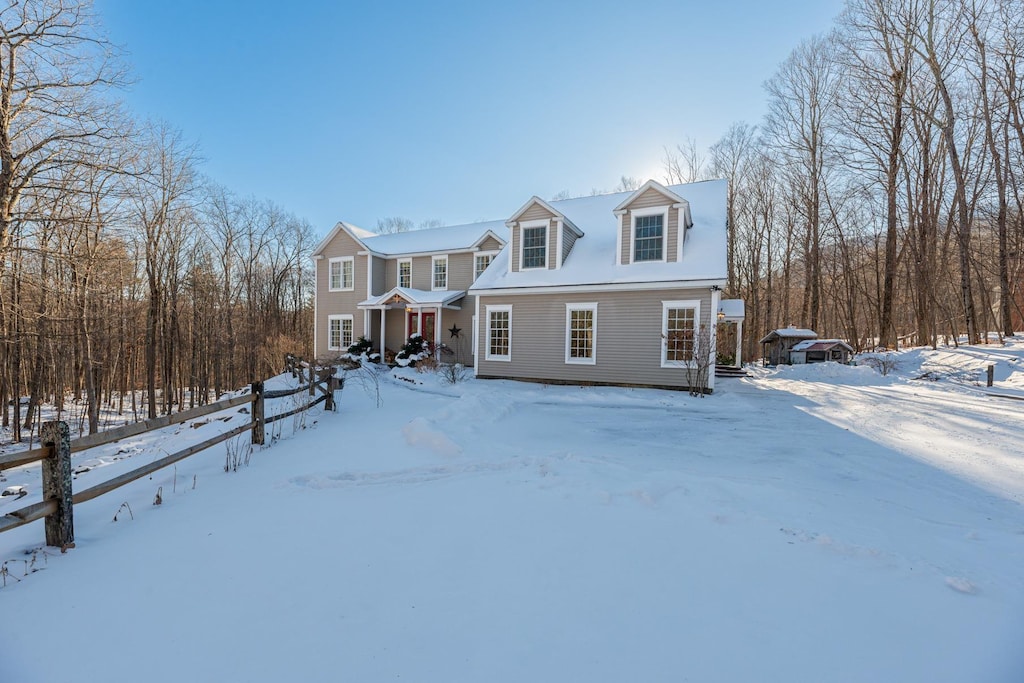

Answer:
[475,252,496,280]
[632,208,667,263]
[521,222,547,269]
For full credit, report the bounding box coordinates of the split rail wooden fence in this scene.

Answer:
[0,358,338,548]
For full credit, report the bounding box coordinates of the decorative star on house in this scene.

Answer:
[448,325,461,339]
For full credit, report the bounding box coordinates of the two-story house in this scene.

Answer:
[312,220,505,362]
[313,178,739,391]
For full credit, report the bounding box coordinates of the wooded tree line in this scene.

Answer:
[667,0,1024,360]
[0,1,314,442]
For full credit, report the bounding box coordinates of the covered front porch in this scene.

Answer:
[358,287,466,359]
[715,298,746,377]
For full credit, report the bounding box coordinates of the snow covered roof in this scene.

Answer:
[361,221,506,256]
[506,196,583,237]
[313,220,506,259]
[311,221,376,258]
[792,339,853,353]
[358,287,466,309]
[471,179,728,291]
[719,299,745,318]
[759,328,819,343]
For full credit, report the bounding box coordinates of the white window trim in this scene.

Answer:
[631,205,669,264]
[328,256,355,292]
[327,314,354,351]
[432,255,448,291]
[485,304,512,362]
[474,250,499,280]
[564,302,597,365]
[661,299,701,368]
[518,219,549,271]
[397,258,412,288]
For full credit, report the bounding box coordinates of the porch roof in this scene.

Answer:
[358,287,466,309]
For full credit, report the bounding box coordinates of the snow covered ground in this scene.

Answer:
[2,341,1023,682]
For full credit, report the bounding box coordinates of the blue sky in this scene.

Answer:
[94,0,845,237]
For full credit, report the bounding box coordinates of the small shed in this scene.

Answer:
[758,327,819,366]
[790,339,854,365]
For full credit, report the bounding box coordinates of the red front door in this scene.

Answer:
[407,311,436,345]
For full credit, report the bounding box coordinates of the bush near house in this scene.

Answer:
[395,334,430,367]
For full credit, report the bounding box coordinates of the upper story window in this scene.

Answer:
[432,255,448,290]
[634,214,664,262]
[521,222,547,269]
[398,259,411,288]
[329,256,354,291]
[475,252,495,280]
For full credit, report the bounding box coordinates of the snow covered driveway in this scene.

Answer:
[1,350,1023,682]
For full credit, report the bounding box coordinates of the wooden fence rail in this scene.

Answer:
[0,364,339,548]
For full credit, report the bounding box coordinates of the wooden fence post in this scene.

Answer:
[251,381,265,445]
[41,421,74,549]
[321,368,335,412]
[987,364,995,387]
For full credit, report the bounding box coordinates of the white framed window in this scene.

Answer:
[661,300,701,367]
[328,314,354,351]
[432,255,448,290]
[475,251,497,280]
[631,206,668,263]
[519,219,548,269]
[328,256,354,291]
[397,259,411,288]
[565,303,597,365]
[485,305,511,361]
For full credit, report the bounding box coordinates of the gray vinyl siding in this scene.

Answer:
[370,256,386,295]
[478,235,503,251]
[384,259,397,289]
[385,310,407,350]
[547,221,557,270]
[411,255,436,290]
[315,229,369,357]
[475,288,714,389]
[447,252,475,292]
[619,187,680,264]
[619,214,630,265]
[519,204,556,222]
[666,211,679,263]
[510,226,519,272]
[562,228,578,263]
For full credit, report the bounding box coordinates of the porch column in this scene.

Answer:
[363,309,370,340]
[379,309,386,356]
[735,319,744,368]
[436,307,443,348]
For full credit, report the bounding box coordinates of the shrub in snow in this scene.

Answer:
[395,333,430,368]
[338,337,381,369]
[861,353,897,376]
[347,336,374,357]
[438,362,469,385]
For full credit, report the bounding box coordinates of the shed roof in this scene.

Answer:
[792,339,854,353]
[758,328,818,344]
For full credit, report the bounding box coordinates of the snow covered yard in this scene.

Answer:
[2,343,1023,682]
